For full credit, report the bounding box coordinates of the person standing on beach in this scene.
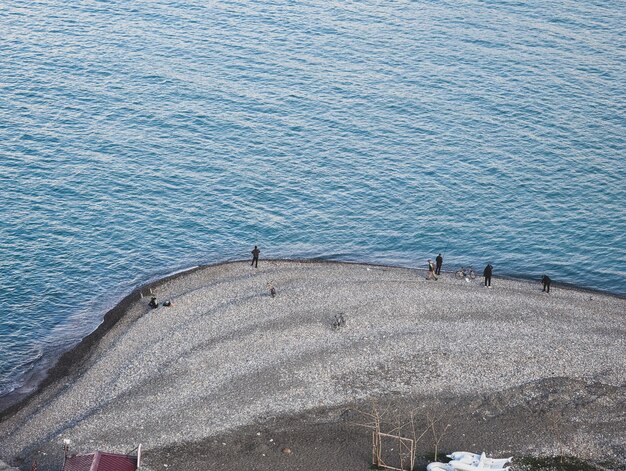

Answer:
[435,253,443,275]
[251,245,260,268]
[483,263,493,287]
[541,274,551,293]
[427,259,438,280]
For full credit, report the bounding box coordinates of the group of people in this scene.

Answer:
[426,254,444,280]
[427,253,551,292]
[145,246,555,310]
[254,245,553,293]
[148,295,172,308]
[252,246,552,292]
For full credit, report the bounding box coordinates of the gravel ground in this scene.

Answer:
[0,461,19,471]
[0,261,624,470]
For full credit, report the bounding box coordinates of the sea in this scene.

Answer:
[0,0,624,406]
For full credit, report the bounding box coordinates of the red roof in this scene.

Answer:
[64,451,137,471]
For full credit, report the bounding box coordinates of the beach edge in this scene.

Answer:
[0,258,623,420]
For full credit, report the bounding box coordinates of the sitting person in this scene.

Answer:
[148,296,159,308]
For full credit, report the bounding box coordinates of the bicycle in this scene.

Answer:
[455,266,476,279]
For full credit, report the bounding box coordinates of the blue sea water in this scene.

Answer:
[0,0,624,402]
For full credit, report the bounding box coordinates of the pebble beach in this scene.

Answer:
[0,260,624,470]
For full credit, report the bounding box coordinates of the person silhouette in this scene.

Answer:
[541,274,551,293]
[435,253,443,275]
[427,259,438,280]
[483,263,493,287]
[251,245,260,268]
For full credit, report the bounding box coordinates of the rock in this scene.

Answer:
[0,461,20,471]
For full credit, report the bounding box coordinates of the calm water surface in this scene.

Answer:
[0,0,625,401]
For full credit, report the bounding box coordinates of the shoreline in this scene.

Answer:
[0,263,206,419]
[1,258,623,418]
[0,260,624,470]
